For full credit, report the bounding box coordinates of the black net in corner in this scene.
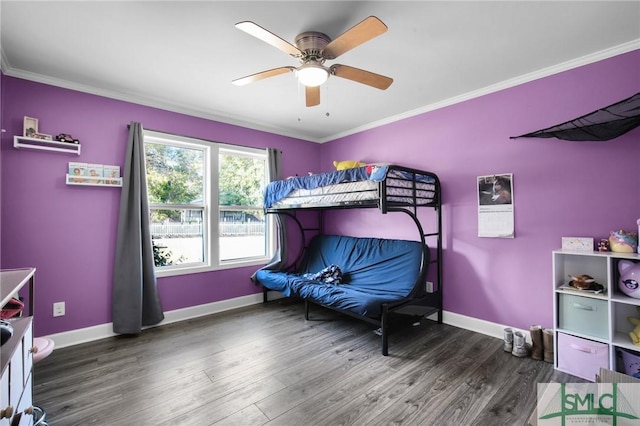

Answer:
[511,92,640,141]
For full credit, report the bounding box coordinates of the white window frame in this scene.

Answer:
[144,131,274,277]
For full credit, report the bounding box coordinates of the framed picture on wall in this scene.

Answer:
[23,116,39,137]
[477,173,515,238]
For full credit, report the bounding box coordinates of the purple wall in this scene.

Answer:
[321,49,640,331]
[2,50,639,338]
[0,77,320,336]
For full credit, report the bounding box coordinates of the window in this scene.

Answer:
[144,131,272,276]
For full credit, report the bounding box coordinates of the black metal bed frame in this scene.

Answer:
[261,165,443,356]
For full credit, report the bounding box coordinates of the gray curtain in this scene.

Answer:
[251,148,286,280]
[112,122,164,334]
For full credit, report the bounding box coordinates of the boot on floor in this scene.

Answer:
[543,328,554,363]
[530,325,543,361]
[512,331,531,357]
[504,327,513,352]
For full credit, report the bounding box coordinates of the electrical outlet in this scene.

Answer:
[425,281,434,293]
[53,302,65,317]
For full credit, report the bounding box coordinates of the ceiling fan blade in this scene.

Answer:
[322,16,388,59]
[305,86,320,107]
[330,64,393,90]
[232,67,295,86]
[235,21,302,57]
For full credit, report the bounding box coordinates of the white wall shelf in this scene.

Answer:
[14,135,81,155]
[66,174,122,187]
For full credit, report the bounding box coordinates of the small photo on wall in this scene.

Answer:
[23,116,39,137]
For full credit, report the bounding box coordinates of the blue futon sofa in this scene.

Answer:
[254,234,429,355]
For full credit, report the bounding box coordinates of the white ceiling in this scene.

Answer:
[1,1,639,143]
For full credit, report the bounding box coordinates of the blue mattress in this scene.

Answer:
[263,164,437,208]
[264,167,371,208]
[254,235,427,317]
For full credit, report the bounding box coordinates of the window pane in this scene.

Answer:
[150,209,204,266]
[145,143,204,204]
[218,153,264,208]
[220,209,266,261]
[218,153,267,261]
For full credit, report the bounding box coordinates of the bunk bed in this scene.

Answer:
[254,163,443,355]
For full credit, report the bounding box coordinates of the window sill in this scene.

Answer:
[155,258,270,278]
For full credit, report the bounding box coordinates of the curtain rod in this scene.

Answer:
[126,124,282,153]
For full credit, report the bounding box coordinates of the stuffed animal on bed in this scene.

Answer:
[333,160,365,170]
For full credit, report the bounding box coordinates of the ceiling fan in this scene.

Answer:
[232,16,393,107]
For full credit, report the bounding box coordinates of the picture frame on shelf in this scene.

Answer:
[23,116,38,137]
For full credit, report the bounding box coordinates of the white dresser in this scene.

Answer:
[1,268,36,426]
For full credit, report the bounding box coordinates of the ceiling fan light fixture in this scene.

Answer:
[296,63,329,87]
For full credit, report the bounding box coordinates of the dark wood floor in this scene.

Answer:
[33,299,580,425]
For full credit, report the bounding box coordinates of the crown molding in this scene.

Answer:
[320,39,640,143]
[3,40,638,145]
[1,64,319,143]
[0,48,10,75]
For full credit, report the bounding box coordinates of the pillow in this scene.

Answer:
[303,264,344,284]
[333,160,365,171]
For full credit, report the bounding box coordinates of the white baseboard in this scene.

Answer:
[439,311,535,344]
[45,292,276,349]
[45,296,529,349]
